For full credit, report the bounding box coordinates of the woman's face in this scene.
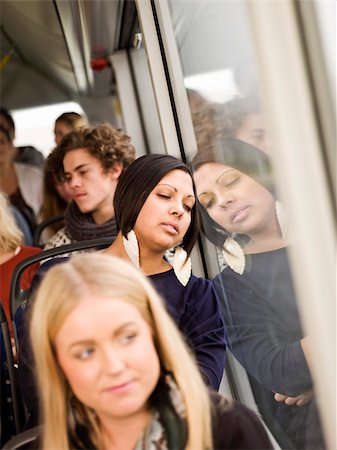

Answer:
[63,148,118,223]
[54,121,73,146]
[193,162,277,239]
[55,295,160,424]
[134,169,195,253]
[0,130,12,165]
[235,113,271,154]
[54,178,74,203]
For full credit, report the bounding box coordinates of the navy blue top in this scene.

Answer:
[149,269,226,389]
[214,248,311,395]
[213,247,324,449]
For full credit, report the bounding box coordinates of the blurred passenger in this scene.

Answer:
[0,125,43,234]
[40,146,75,241]
[217,96,271,154]
[44,123,135,250]
[53,111,88,146]
[192,140,325,449]
[104,154,225,389]
[0,107,45,168]
[29,253,273,450]
[0,193,41,333]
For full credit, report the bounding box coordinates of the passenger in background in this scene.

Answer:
[0,125,43,234]
[192,140,324,449]
[44,123,135,250]
[216,96,271,154]
[29,253,273,450]
[0,107,45,169]
[104,154,225,390]
[40,144,75,242]
[53,111,88,146]
[190,95,271,155]
[0,193,41,334]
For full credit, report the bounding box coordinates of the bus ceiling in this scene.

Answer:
[0,0,138,111]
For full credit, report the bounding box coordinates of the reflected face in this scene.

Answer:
[193,162,276,238]
[134,170,195,253]
[54,121,73,146]
[55,296,160,423]
[63,148,116,222]
[235,113,270,154]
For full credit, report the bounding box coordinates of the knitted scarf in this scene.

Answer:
[64,201,117,241]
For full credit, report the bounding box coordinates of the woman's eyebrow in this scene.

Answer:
[157,183,195,199]
[216,169,235,184]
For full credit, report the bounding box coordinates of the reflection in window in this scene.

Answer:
[168,1,325,448]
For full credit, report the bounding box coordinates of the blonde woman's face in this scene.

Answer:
[55,295,160,424]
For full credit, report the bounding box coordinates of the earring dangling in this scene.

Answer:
[275,200,288,239]
[222,236,245,275]
[173,246,192,286]
[123,230,140,268]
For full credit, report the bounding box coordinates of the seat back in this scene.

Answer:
[3,426,42,450]
[32,214,64,247]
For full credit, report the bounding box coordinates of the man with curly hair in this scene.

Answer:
[44,123,136,251]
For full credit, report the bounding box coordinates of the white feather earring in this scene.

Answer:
[122,230,140,268]
[173,246,192,286]
[275,200,288,239]
[222,237,245,275]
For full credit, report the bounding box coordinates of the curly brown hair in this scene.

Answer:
[55,122,136,175]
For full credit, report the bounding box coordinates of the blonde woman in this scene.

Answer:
[0,193,41,330]
[30,253,272,450]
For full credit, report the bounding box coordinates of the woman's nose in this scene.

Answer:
[219,192,235,208]
[103,348,125,374]
[169,202,184,217]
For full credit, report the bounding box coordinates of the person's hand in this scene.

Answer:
[274,389,313,406]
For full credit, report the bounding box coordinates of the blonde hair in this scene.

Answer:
[0,193,23,251]
[30,253,213,450]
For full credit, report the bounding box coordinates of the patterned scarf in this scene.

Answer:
[65,201,117,241]
[134,373,187,450]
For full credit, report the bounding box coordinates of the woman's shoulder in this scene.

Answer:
[210,392,273,450]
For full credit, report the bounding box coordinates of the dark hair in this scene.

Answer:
[0,124,12,143]
[192,138,273,194]
[114,154,200,256]
[0,108,15,134]
[55,112,87,129]
[56,123,136,174]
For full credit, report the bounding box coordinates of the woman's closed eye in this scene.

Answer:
[199,193,216,209]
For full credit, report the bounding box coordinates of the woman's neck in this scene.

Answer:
[104,233,171,276]
[244,235,287,254]
[99,409,152,450]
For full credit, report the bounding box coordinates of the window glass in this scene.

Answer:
[167,1,325,449]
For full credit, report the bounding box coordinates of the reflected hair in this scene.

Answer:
[30,253,213,450]
[114,154,200,256]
